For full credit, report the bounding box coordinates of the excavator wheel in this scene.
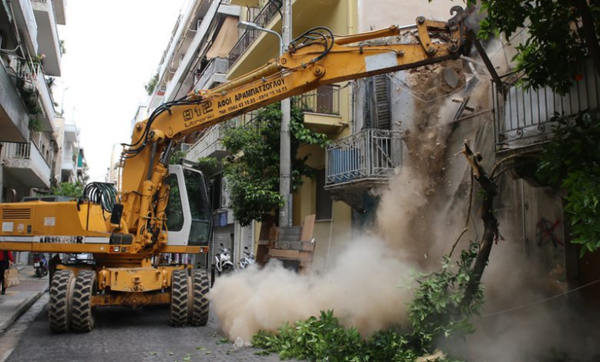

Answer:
[169,269,189,326]
[71,270,97,332]
[48,270,75,333]
[189,269,210,326]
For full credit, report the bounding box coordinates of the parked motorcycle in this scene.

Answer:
[239,246,256,270]
[214,243,235,276]
[33,253,48,277]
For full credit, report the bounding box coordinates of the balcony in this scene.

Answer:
[227,0,340,78]
[292,84,345,133]
[31,70,55,132]
[494,59,600,150]
[2,141,51,188]
[293,85,340,115]
[162,1,239,101]
[8,0,39,55]
[31,0,62,76]
[0,61,30,143]
[186,121,235,161]
[64,122,78,143]
[228,1,282,66]
[194,57,230,91]
[325,129,402,190]
[8,62,55,133]
[53,0,66,25]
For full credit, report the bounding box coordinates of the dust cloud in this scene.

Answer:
[209,60,470,344]
[209,236,415,343]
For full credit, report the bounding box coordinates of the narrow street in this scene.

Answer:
[3,297,282,362]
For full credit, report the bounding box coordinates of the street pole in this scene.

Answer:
[279,0,292,227]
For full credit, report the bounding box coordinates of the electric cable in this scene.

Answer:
[478,278,600,319]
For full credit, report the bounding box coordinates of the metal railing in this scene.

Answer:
[325,129,402,187]
[2,141,52,184]
[228,1,282,66]
[494,58,600,150]
[292,85,340,115]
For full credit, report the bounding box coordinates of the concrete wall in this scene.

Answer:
[358,0,459,32]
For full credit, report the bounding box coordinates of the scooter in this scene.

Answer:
[239,246,256,270]
[33,253,48,277]
[214,243,235,276]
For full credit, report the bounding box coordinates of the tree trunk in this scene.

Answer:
[459,144,499,308]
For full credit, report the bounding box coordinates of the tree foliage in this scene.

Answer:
[458,0,600,95]
[144,73,159,96]
[49,181,84,198]
[221,103,329,226]
[252,245,483,361]
[537,112,600,256]
[169,149,186,165]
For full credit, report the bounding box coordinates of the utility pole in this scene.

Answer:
[279,0,292,227]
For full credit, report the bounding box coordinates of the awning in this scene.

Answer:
[206,16,239,60]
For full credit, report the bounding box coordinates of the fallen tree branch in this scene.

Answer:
[457,142,499,308]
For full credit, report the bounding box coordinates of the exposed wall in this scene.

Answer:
[296,142,352,273]
[358,0,459,32]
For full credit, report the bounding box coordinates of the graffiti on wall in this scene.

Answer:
[536,218,563,247]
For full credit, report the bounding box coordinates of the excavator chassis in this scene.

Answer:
[48,265,210,333]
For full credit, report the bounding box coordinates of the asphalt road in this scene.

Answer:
[5,297,285,362]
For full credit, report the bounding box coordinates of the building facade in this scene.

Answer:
[0,0,75,204]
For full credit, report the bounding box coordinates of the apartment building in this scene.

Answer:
[145,0,241,267]
[0,0,76,202]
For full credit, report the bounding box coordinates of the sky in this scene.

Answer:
[56,0,188,182]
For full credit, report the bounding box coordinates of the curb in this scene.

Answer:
[0,289,47,338]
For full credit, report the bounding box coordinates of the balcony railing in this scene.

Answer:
[325,129,402,187]
[494,59,600,150]
[194,57,230,91]
[2,141,51,187]
[228,1,282,66]
[7,60,55,132]
[292,85,340,115]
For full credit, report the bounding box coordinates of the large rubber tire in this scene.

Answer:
[189,269,210,326]
[71,270,97,332]
[169,269,189,327]
[48,270,75,333]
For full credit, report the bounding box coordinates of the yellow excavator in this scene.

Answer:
[0,7,473,332]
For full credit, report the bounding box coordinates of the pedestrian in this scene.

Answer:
[0,250,14,295]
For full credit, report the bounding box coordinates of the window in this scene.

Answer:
[210,174,222,210]
[165,174,184,232]
[184,169,212,246]
[316,168,332,220]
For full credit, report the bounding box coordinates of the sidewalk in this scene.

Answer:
[0,265,48,336]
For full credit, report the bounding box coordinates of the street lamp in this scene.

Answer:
[60,86,70,117]
[237,21,284,55]
[236,20,292,227]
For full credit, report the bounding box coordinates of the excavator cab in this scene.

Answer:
[164,165,212,247]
